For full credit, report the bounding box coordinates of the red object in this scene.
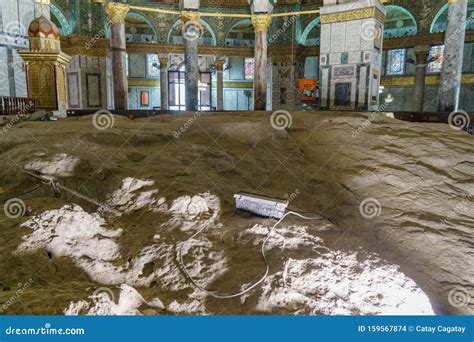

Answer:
[140,91,149,107]
[298,79,318,103]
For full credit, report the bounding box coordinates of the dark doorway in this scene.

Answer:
[334,82,351,106]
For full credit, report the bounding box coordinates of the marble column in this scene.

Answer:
[182,11,200,112]
[215,59,225,111]
[252,14,272,111]
[412,46,430,112]
[159,55,169,110]
[438,0,468,112]
[105,2,129,110]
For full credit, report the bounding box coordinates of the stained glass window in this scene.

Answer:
[245,57,255,80]
[147,54,160,78]
[428,45,445,73]
[386,49,406,75]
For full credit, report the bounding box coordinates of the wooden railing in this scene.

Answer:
[0,97,37,115]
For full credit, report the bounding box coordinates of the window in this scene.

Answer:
[244,57,255,80]
[125,54,129,76]
[428,45,445,73]
[386,49,406,75]
[147,54,160,78]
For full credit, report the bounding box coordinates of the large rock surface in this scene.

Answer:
[0,111,472,315]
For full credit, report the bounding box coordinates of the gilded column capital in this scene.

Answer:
[181,10,201,24]
[215,59,226,71]
[448,0,468,4]
[105,2,130,24]
[414,45,431,65]
[159,56,169,67]
[252,14,272,33]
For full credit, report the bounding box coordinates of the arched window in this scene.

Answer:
[384,6,417,38]
[225,19,255,48]
[125,12,158,43]
[431,0,474,33]
[168,19,217,46]
[49,4,73,36]
[301,17,320,46]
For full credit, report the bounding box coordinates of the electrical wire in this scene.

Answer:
[22,170,121,216]
[177,210,325,299]
[1,184,43,203]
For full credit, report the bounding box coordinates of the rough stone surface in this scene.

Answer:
[0,112,472,315]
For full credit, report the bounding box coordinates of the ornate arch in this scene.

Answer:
[430,0,474,33]
[430,3,449,33]
[167,18,217,46]
[384,5,417,38]
[300,17,320,46]
[127,11,158,37]
[49,3,73,36]
[224,18,253,41]
[124,11,159,43]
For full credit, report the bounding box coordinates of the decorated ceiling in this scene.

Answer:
[49,0,473,47]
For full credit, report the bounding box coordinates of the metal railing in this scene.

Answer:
[0,97,37,115]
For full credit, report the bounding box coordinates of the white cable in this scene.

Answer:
[177,210,323,299]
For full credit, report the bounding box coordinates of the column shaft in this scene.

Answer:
[254,30,268,111]
[412,46,429,112]
[438,0,468,112]
[185,39,199,111]
[413,65,427,112]
[106,3,129,111]
[216,60,225,111]
[110,23,128,110]
[160,56,169,110]
[217,70,224,111]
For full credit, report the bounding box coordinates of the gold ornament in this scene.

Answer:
[320,7,385,24]
[105,2,130,24]
[252,14,272,33]
[181,11,200,24]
